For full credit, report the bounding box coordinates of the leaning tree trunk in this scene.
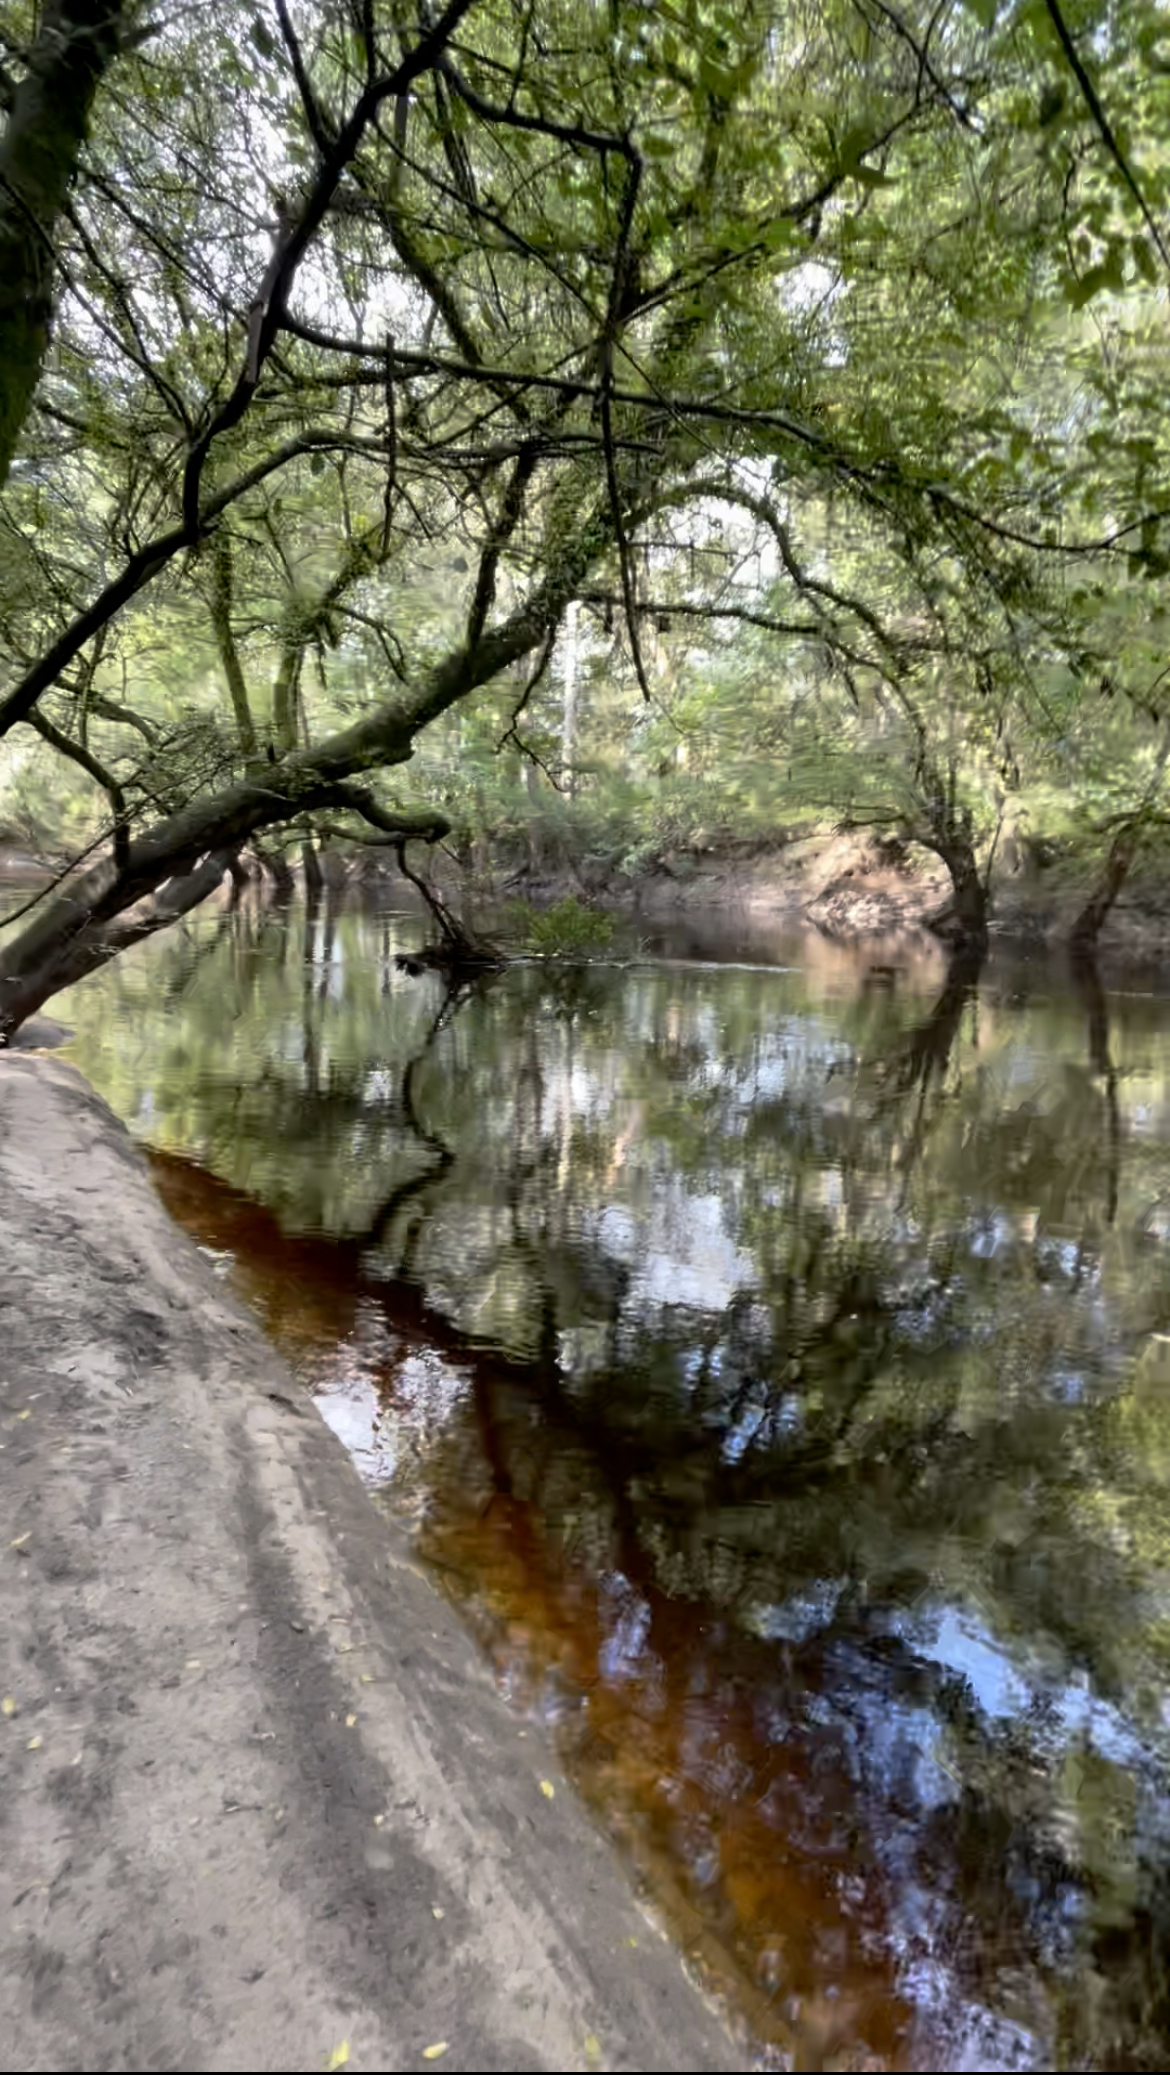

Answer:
[0,0,128,491]
[1069,821,1142,956]
[0,769,449,1045]
[923,837,989,955]
[0,846,242,1041]
[1071,731,1170,954]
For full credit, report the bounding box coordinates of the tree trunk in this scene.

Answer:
[0,0,128,490]
[1069,822,1142,955]
[924,839,989,954]
[1071,730,1170,953]
[272,648,302,754]
[0,767,449,1044]
[253,842,296,900]
[301,836,324,895]
[208,530,259,760]
[0,846,240,1042]
[561,599,578,796]
[226,855,251,907]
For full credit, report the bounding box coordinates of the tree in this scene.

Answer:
[4,0,1170,1038]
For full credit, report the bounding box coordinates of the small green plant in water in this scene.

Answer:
[509,895,614,956]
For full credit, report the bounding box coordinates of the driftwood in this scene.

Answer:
[388,836,505,976]
[395,942,504,980]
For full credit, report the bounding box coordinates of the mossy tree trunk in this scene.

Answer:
[0,773,449,1043]
[0,0,128,490]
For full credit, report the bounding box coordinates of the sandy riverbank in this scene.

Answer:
[0,1049,741,2074]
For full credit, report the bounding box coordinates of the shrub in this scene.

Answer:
[507,895,615,956]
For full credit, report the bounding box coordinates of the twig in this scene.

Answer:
[274,0,335,156]
[381,328,398,555]
[495,626,556,750]
[1044,0,1170,273]
[599,147,648,698]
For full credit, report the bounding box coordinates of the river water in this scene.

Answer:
[35,888,1170,2068]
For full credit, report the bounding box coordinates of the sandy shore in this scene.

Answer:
[0,1051,741,2073]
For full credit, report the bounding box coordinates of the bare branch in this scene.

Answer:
[381,328,398,555]
[315,783,450,845]
[466,442,540,649]
[27,707,130,869]
[0,431,389,739]
[597,147,651,701]
[180,0,479,535]
[273,0,335,158]
[437,53,636,162]
[495,627,556,750]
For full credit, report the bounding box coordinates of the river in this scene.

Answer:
[32,885,1170,2069]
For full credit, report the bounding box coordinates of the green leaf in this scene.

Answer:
[1067,265,1112,309]
[1133,235,1160,285]
[697,55,739,101]
[1102,241,1127,293]
[837,125,873,174]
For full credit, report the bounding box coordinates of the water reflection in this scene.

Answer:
[51,890,1170,2069]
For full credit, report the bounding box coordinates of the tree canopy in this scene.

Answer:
[3,0,1170,1031]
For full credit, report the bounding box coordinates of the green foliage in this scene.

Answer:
[5,0,1170,957]
[504,895,615,957]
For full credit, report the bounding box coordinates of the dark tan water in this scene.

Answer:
[43,890,1170,2069]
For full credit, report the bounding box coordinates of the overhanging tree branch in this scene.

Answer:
[273,0,335,159]
[180,0,478,537]
[1044,0,1170,274]
[0,431,391,740]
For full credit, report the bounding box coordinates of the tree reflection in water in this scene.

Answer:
[55,894,1170,2070]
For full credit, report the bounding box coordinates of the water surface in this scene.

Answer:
[41,889,1170,2069]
